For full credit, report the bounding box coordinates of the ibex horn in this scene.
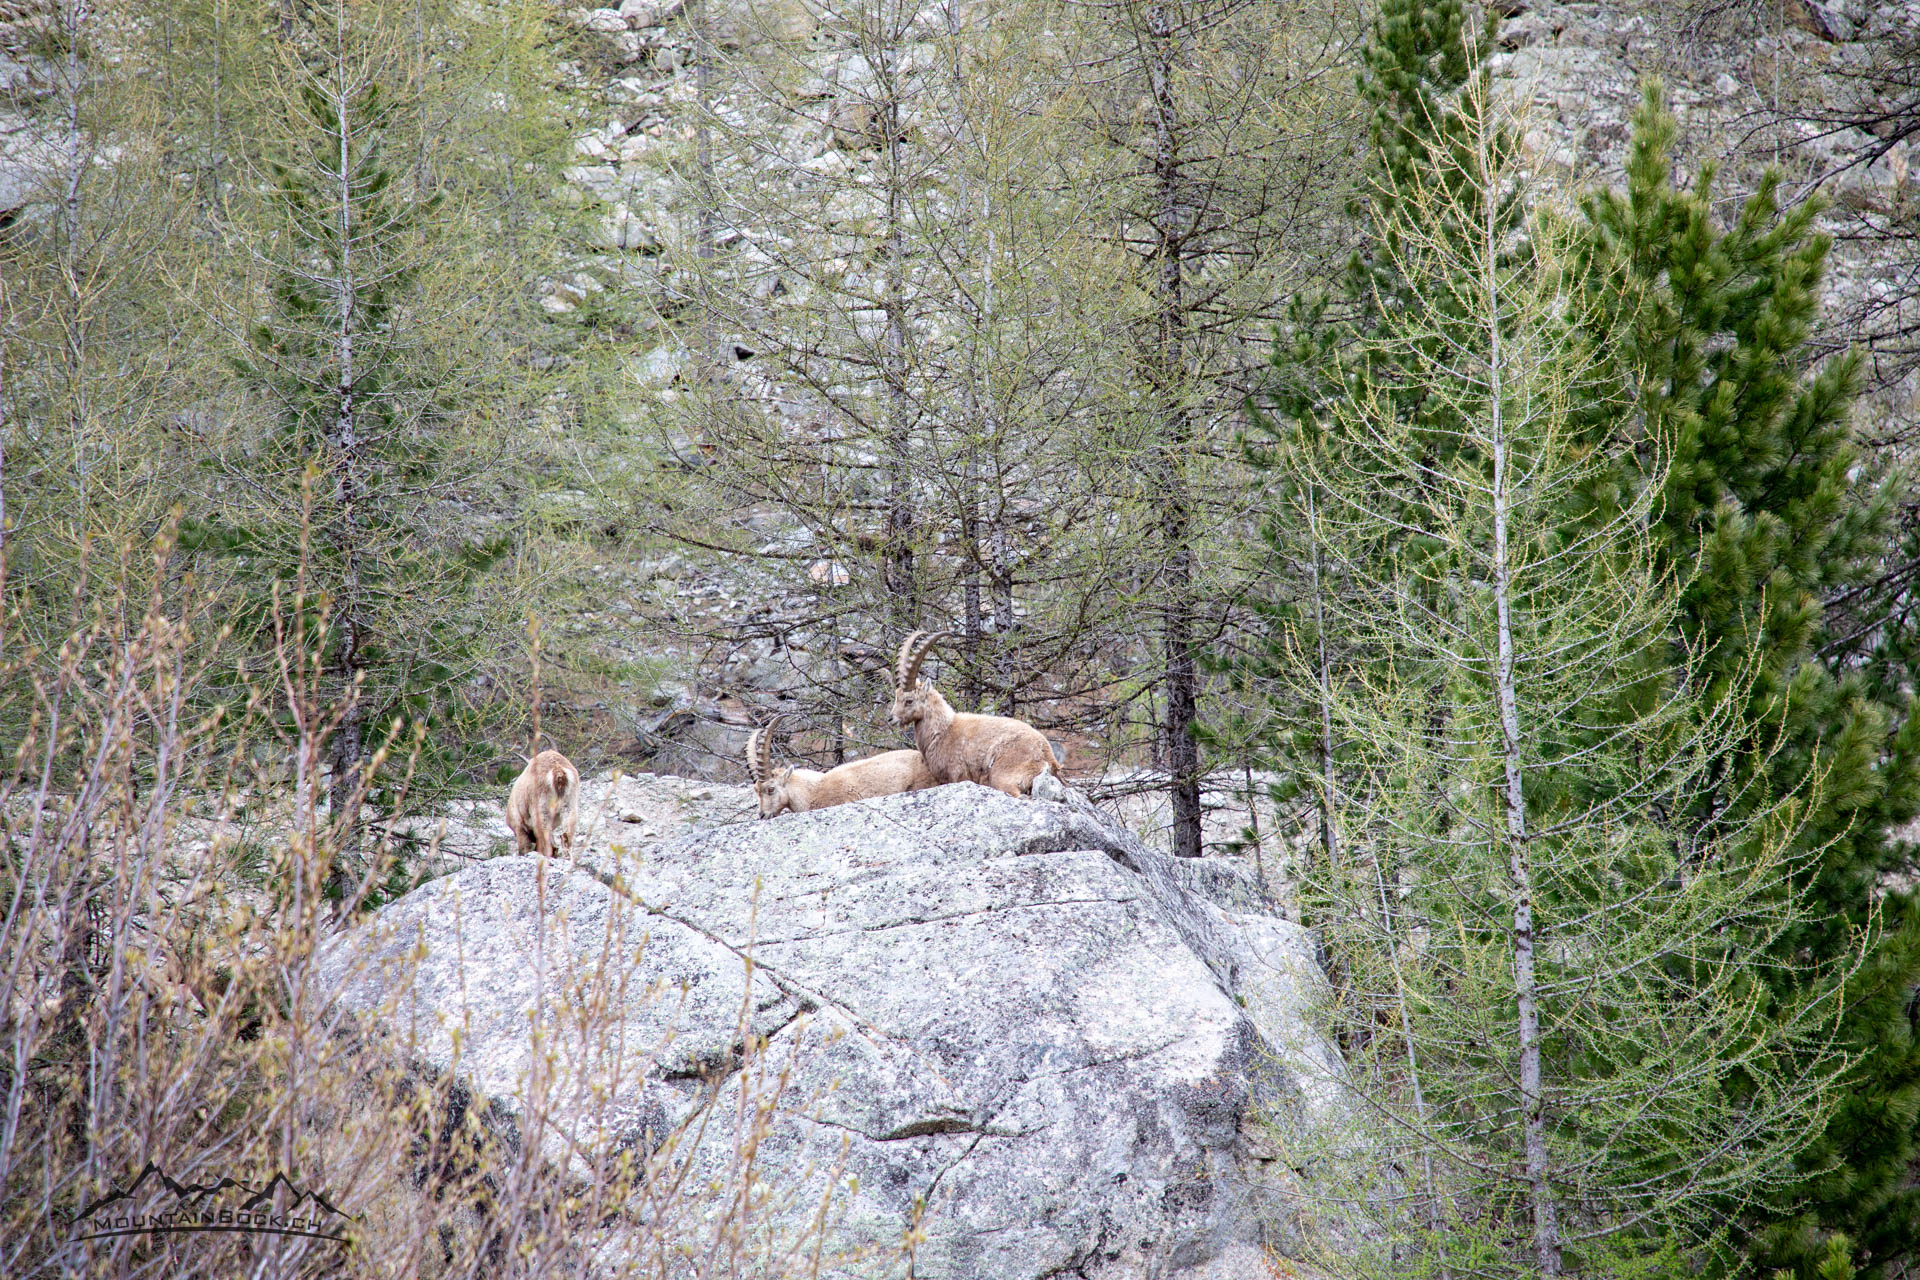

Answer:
[746,728,767,784]
[897,630,948,690]
[748,716,785,784]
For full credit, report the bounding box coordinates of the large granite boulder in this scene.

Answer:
[320,782,1343,1279]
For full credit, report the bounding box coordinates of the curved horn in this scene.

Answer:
[748,716,784,784]
[899,630,948,690]
[895,631,930,689]
[746,728,766,784]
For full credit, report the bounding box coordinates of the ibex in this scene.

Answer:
[746,716,937,818]
[889,631,1060,798]
[506,748,580,857]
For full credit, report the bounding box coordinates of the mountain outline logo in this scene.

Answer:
[68,1160,356,1243]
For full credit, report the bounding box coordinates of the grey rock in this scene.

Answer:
[322,783,1342,1279]
[1499,9,1558,47]
[629,701,754,779]
[617,0,685,23]
[1792,0,1853,40]
[631,551,684,582]
[1030,766,1069,804]
[576,7,628,34]
[0,54,48,96]
[0,154,34,214]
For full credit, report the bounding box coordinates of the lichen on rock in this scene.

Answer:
[321,781,1343,1279]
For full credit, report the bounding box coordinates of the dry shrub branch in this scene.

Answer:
[0,520,894,1279]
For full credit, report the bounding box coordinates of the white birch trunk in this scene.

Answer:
[1483,143,1562,1275]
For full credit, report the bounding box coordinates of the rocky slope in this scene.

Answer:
[320,782,1343,1278]
[8,0,1911,850]
[530,0,1920,803]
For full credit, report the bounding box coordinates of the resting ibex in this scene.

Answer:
[746,716,937,819]
[506,749,580,857]
[890,631,1059,797]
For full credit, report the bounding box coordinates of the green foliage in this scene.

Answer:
[1581,84,1920,1280]
[0,0,206,681]
[1247,67,1855,1272]
[1358,0,1471,190]
[1351,0,1515,336]
[165,0,578,809]
[1236,15,1884,1275]
[1220,0,1520,865]
[1219,0,1490,834]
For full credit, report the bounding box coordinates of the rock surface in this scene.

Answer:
[321,781,1341,1279]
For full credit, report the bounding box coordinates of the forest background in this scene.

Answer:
[5,0,1920,1276]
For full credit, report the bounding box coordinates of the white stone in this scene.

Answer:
[627,344,685,386]
[618,0,683,23]
[321,785,1340,1278]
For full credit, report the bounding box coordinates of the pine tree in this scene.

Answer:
[1245,61,1854,1278]
[1580,84,1920,1280]
[1239,4,1901,1270]
[178,0,571,882]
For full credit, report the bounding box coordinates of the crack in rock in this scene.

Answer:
[325,782,1345,1280]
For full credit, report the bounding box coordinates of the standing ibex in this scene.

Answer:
[506,748,580,857]
[889,631,1060,797]
[745,716,937,818]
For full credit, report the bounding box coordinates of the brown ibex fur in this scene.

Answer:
[888,631,1059,798]
[746,717,937,818]
[505,749,580,857]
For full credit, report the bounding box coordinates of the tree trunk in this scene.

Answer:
[325,49,366,901]
[1146,2,1202,858]
[1306,483,1338,872]
[990,494,1015,713]
[961,449,983,706]
[1,321,10,641]
[942,7,986,708]
[692,0,721,394]
[1486,202,1561,1274]
[879,35,916,632]
[60,0,91,505]
[1373,847,1448,1249]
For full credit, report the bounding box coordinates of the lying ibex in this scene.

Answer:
[890,631,1060,798]
[746,716,937,818]
[506,748,580,857]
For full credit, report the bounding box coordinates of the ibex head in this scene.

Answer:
[889,630,949,728]
[745,716,797,819]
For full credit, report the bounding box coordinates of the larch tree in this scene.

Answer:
[1256,62,1858,1280]
[0,0,203,667]
[1580,84,1920,1280]
[642,0,1269,775]
[1051,0,1360,853]
[178,0,571,882]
